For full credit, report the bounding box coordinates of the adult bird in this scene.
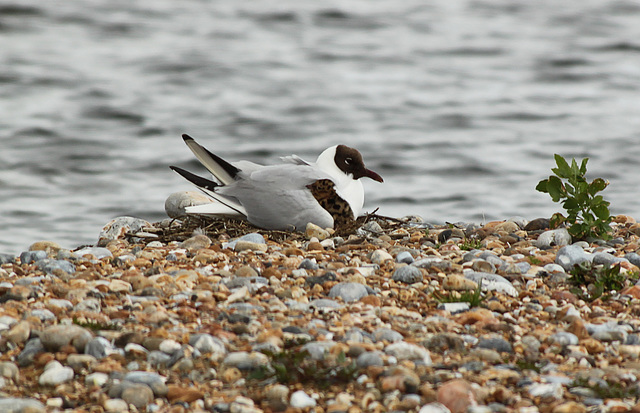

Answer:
[170,134,383,231]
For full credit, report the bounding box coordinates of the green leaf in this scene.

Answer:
[563,198,579,211]
[576,181,589,195]
[550,213,566,229]
[570,158,579,176]
[568,223,586,239]
[589,178,608,195]
[536,179,549,193]
[592,204,610,221]
[579,158,589,175]
[565,182,575,196]
[554,154,572,178]
[547,176,565,202]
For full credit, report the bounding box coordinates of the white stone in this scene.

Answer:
[86,372,109,387]
[159,339,182,355]
[419,402,452,413]
[104,398,130,412]
[290,390,316,408]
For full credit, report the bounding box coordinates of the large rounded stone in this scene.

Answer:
[40,325,93,352]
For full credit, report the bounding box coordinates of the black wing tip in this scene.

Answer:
[170,166,219,191]
[182,133,194,142]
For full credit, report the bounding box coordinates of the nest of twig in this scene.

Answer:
[140,212,404,245]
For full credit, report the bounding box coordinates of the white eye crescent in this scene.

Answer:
[345,157,353,165]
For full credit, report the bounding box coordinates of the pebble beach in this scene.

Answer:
[3,213,640,413]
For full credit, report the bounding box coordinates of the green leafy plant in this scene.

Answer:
[528,256,542,266]
[249,348,359,388]
[459,238,483,251]
[433,284,485,307]
[571,377,636,399]
[568,262,626,302]
[536,154,612,240]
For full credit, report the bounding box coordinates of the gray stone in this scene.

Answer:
[555,244,593,271]
[301,341,337,360]
[464,271,517,297]
[67,354,98,372]
[40,325,93,352]
[85,337,114,359]
[478,252,505,267]
[308,299,341,311]
[35,259,75,274]
[223,351,269,370]
[147,351,172,367]
[373,327,403,343]
[124,371,168,397]
[298,258,319,270]
[384,341,432,365]
[226,233,266,250]
[15,276,44,286]
[543,263,565,273]
[0,398,46,413]
[548,332,579,347]
[75,297,101,313]
[47,298,73,310]
[477,337,513,353]
[392,265,423,284]
[328,282,369,302]
[396,251,414,264]
[535,228,571,248]
[357,221,384,237]
[190,334,227,358]
[625,253,640,268]
[19,250,47,264]
[413,257,451,271]
[98,216,151,246]
[356,351,384,368]
[0,253,15,264]
[17,338,44,367]
[29,308,55,322]
[592,252,628,267]
[73,247,113,259]
[514,262,531,274]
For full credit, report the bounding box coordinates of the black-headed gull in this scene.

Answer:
[170,134,383,231]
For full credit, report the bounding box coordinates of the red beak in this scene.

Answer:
[365,169,384,183]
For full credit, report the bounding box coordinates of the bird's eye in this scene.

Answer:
[345,157,353,165]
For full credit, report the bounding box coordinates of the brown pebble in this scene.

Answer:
[437,379,476,413]
[359,295,381,307]
[236,265,258,278]
[166,385,205,403]
[307,242,324,251]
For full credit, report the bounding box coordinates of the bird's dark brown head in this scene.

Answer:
[334,145,383,182]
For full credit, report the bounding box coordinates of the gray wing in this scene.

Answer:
[218,164,334,231]
[280,154,310,166]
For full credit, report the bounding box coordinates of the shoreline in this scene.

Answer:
[2,214,640,413]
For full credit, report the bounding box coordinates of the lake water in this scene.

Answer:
[2,0,640,254]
